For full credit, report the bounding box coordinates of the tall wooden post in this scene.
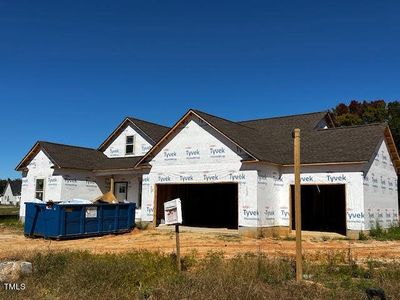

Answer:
[175,224,181,272]
[110,176,115,194]
[293,128,303,282]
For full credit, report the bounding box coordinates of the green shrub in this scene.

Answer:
[369,222,400,240]
[135,221,149,230]
[359,231,368,240]
[370,222,385,239]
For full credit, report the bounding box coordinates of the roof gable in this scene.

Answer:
[135,110,258,167]
[98,117,170,151]
[9,180,21,196]
[142,114,253,166]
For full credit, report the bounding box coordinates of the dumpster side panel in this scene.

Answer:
[24,203,136,239]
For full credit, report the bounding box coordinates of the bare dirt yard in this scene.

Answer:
[2,226,400,262]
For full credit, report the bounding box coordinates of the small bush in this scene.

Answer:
[359,231,368,240]
[370,222,385,239]
[135,221,149,230]
[370,222,400,241]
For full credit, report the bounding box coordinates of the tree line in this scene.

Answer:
[333,100,400,150]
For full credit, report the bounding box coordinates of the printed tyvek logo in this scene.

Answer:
[371,174,378,188]
[204,174,219,181]
[301,176,314,182]
[347,211,364,223]
[280,209,289,220]
[229,173,246,181]
[180,175,194,182]
[65,176,78,186]
[326,174,347,183]
[142,144,151,153]
[381,176,386,189]
[185,147,200,160]
[258,174,268,184]
[243,208,260,221]
[382,151,388,164]
[85,177,97,187]
[145,206,153,216]
[264,208,275,220]
[163,149,177,161]
[48,177,58,186]
[158,175,171,182]
[109,147,120,156]
[209,146,226,158]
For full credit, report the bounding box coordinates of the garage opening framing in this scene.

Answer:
[154,182,239,229]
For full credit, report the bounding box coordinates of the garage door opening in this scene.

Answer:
[156,183,238,229]
[291,184,346,235]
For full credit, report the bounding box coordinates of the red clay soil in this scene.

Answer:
[1,226,400,262]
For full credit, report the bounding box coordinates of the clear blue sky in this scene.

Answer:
[1,1,399,178]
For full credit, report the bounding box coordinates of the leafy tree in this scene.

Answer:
[333,100,400,152]
[388,101,400,150]
[349,100,364,116]
[335,103,349,115]
[335,113,362,126]
[362,100,387,123]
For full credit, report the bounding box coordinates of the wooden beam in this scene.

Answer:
[293,128,303,282]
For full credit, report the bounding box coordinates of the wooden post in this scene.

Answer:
[110,176,115,194]
[175,224,181,272]
[293,128,303,282]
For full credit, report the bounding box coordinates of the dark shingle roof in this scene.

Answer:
[39,142,107,170]
[98,117,170,151]
[238,111,329,130]
[16,141,141,171]
[297,123,387,165]
[191,110,389,165]
[127,117,170,142]
[10,180,21,196]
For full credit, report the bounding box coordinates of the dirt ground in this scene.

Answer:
[2,226,400,262]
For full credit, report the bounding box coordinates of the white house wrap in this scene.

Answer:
[16,109,400,237]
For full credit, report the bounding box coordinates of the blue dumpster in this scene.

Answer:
[24,202,136,239]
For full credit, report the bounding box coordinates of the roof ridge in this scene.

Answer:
[38,141,99,151]
[238,111,328,123]
[191,109,256,131]
[127,116,170,129]
[317,122,387,131]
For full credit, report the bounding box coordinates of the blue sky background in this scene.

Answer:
[1,0,399,178]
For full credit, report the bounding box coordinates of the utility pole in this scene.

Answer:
[293,128,303,282]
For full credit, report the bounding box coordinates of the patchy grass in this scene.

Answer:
[0,215,22,230]
[0,205,21,229]
[0,205,19,216]
[1,250,400,299]
[370,222,400,241]
[216,233,242,242]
